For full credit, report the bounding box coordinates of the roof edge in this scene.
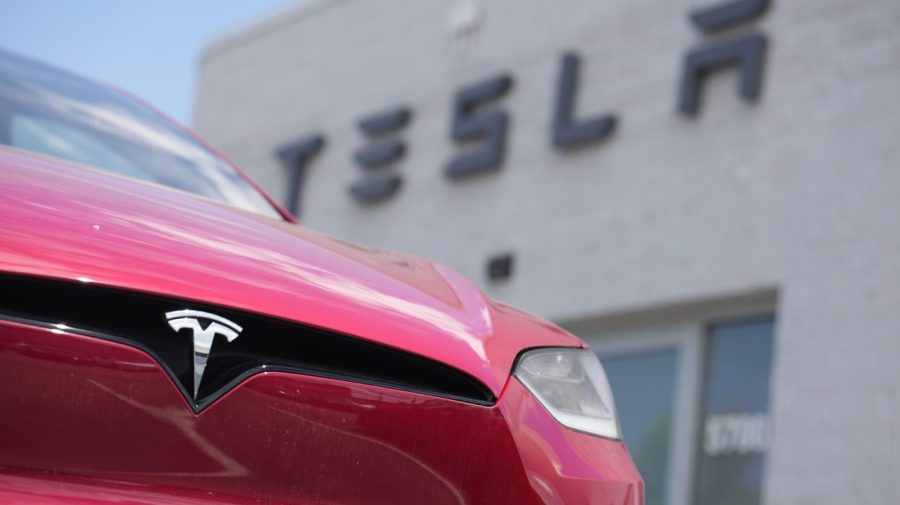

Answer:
[200,0,348,65]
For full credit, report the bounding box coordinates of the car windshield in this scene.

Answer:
[0,50,281,218]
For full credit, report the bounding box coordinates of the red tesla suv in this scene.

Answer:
[0,50,643,504]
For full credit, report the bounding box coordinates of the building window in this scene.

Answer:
[695,318,774,505]
[603,349,679,505]
[587,310,776,505]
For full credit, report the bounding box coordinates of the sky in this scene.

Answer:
[0,0,297,125]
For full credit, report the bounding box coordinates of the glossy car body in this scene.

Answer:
[0,51,642,504]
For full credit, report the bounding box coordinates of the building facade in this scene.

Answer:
[194,1,900,504]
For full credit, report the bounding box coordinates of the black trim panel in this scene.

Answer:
[0,275,495,411]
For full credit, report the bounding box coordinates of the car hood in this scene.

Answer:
[0,148,581,397]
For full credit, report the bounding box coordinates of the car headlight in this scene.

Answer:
[514,348,621,440]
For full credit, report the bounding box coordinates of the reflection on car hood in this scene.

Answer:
[0,148,581,396]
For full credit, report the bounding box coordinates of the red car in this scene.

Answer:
[0,50,642,505]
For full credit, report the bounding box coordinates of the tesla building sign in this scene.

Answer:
[276,0,772,216]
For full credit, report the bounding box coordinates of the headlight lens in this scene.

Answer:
[514,348,620,439]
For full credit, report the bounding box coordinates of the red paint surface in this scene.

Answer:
[0,147,581,398]
[0,320,641,504]
[0,146,642,503]
[500,379,644,505]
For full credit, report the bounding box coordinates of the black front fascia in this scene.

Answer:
[0,274,495,411]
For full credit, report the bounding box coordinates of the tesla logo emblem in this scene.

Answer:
[165,310,243,399]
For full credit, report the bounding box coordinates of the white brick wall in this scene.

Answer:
[195,1,900,503]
